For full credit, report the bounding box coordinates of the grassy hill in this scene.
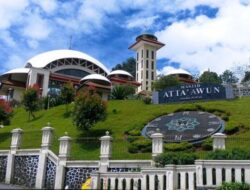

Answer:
[1,97,250,160]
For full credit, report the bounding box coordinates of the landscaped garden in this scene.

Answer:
[1,96,250,160]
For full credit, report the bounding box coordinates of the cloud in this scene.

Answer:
[126,16,159,29]
[32,0,58,14]
[156,1,250,74]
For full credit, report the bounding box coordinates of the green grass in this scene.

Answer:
[1,97,250,160]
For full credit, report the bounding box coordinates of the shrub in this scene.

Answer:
[221,115,229,121]
[111,85,135,100]
[127,128,141,136]
[128,138,151,153]
[224,123,240,135]
[154,152,197,167]
[201,138,213,151]
[206,149,250,160]
[42,95,64,109]
[0,99,13,125]
[143,96,152,104]
[73,90,107,130]
[60,82,75,112]
[216,182,250,190]
[22,84,40,120]
[164,142,193,152]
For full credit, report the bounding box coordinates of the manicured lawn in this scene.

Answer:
[1,97,250,160]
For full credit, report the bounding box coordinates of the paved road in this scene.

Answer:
[0,183,24,189]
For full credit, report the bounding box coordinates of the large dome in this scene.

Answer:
[25,49,109,75]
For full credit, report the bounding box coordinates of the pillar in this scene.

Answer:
[5,128,23,184]
[99,131,112,172]
[54,133,71,189]
[151,129,163,159]
[35,124,54,189]
[212,133,227,150]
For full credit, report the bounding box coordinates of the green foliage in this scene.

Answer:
[128,137,151,153]
[22,84,39,120]
[111,85,135,100]
[42,95,64,109]
[60,82,75,112]
[127,128,141,136]
[224,122,241,135]
[242,71,250,83]
[164,142,193,152]
[199,71,222,84]
[216,182,250,190]
[206,149,250,160]
[154,152,197,167]
[201,138,213,151]
[152,75,180,91]
[143,96,152,104]
[112,57,136,77]
[219,70,239,84]
[0,99,13,125]
[73,90,107,130]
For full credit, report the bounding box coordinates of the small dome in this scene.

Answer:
[165,68,192,76]
[3,68,30,75]
[108,70,133,78]
[80,74,111,85]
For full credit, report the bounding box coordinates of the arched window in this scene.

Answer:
[138,179,141,190]
[222,168,226,182]
[154,175,159,190]
[186,173,189,189]
[122,179,126,190]
[163,175,166,190]
[232,168,235,182]
[146,175,150,190]
[130,179,134,190]
[115,178,119,190]
[203,168,207,185]
[241,168,245,183]
[212,168,216,185]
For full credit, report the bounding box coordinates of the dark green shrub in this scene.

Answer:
[143,97,152,104]
[0,99,13,125]
[112,109,118,114]
[224,123,240,135]
[111,85,135,100]
[201,138,213,151]
[164,142,193,152]
[126,136,139,143]
[128,138,151,153]
[154,152,197,167]
[127,128,141,136]
[216,182,250,190]
[222,115,229,121]
[206,149,250,160]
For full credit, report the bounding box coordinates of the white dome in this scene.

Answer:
[166,68,192,76]
[108,70,133,78]
[3,68,30,75]
[80,74,111,84]
[25,49,109,74]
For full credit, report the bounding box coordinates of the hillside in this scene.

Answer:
[1,98,250,160]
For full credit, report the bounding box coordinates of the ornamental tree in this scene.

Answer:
[152,75,180,91]
[199,71,222,84]
[60,82,75,113]
[73,89,107,130]
[22,84,40,120]
[0,99,13,125]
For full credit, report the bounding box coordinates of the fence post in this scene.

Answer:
[151,129,164,159]
[5,128,23,184]
[35,123,54,189]
[212,133,227,150]
[99,131,112,173]
[54,133,71,189]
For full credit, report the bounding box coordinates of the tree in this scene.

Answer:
[152,75,180,91]
[220,70,239,84]
[199,71,222,84]
[110,85,135,100]
[0,99,12,125]
[112,57,136,77]
[60,82,75,113]
[22,84,40,120]
[242,71,250,83]
[73,89,107,130]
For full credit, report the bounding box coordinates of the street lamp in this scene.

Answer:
[7,88,13,102]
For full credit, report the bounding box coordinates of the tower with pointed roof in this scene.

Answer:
[129,34,165,92]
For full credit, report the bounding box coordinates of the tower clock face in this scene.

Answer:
[142,111,224,143]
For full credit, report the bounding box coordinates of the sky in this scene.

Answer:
[0,0,250,77]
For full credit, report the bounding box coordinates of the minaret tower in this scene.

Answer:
[129,34,165,92]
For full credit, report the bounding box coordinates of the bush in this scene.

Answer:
[224,123,240,135]
[143,96,152,104]
[73,90,107,130]
[111,85,135,100]
[201,138,213,151]
[164,142,193,152]
[60,82,75,112]
[221,115,229,121]
[42,95,64,109]
[0,99,13,125]
[127,128,141,136]
[216,182,250,190]
[128,138,151,153]
[206,149,250,160]
[154,152,197,167]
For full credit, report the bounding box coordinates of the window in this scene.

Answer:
[152,72,154,80]
[141,71,143,79]
[151,51,154,59]
[36,73,44,89]
[146,49,149,58]
[151,61,154,70]
[146,71,148,79]
[137,52,138,61]
[141,60,143,68]
[141,49,143,58]
[146,60,149,68]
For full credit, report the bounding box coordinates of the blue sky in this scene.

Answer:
[1,0,250,77]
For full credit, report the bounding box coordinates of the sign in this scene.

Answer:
[155,83,227,103]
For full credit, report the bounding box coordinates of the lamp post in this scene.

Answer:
[7,88,13,102]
